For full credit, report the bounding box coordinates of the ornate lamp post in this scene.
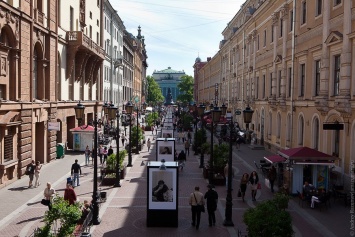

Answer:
[107,104,121,188]
[222,106,234,226]
[197,103,206,168]
[243,106,254,143]
[209,106,221,184]
[74,101,101,225]
[103,101,109,134]
[125,101,133,167]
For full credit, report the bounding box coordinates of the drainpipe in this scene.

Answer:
[290,0,296,147]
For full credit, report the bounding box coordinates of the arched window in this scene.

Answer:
[286,114,291,141]
[33,48,38,99]
[312,117,319,150]
[277,113,281,139]
[268,112,272,137]
[57,52,61,101]
[298,116,304,145]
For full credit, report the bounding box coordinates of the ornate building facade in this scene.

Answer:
[196,0,355,189]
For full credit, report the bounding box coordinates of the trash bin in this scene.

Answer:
[56,143,65,159]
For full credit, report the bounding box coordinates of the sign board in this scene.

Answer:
[48,122,60,131]
[226,112,232,121]
[323,123,344,130]
[235,110,241,115]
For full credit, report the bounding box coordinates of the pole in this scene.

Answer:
[224,120,234,226]
[127,115,132,167]
[209,121,214,184]
[92,115,101,225]
[114,113,121,187]
[136,107,139,154]
[199,115,204,168]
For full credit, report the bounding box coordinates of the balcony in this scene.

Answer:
[34,8,44,25]
[66,31,105,83]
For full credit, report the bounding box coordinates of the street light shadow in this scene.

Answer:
[27,200,42,206]
[8,186,29,191]
[17,216,43,224]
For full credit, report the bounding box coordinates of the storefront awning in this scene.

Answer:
[264,155,286,164]
[278,146,339,164]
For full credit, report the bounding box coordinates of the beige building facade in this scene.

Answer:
[196,0,355,189]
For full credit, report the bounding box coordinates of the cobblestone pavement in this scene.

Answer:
[0,124,350,237]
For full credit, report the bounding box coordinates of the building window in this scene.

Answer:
[271,26,274,42]
[90,11,92,19]
[33,48,38,99]
[4,131,14,162]
[97,32,99,44]
[334,55,340,95]
[334,0,341,6]
[313,118,319,150]
[70,7,74,31]
[256,77,259,99]
[263,30,266,47]
[58,0,61,26]
[262,75,266,98]
[298,116,304,146]
[315,60,321,96]
[104,17,106,30]
[288,67,292,97]
[97,20,99,26]
[290,10,293,31]
[301,1,307,25]
[257,34,259,50]
[316,0,322,16]
[334,129,340,157]
[277,113,281,139]
[280,19,283,37]
[278,70,282,96]
[300,64,305,96]
[97,0,100,6]
[269,73,272,96]
[89,25,92,39]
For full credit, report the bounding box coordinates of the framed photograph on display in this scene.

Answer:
[148,168,177,210]
[156,138,175,161]
[161,129,174,139]
[164,122,173,128]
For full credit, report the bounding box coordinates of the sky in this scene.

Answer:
[112,0,245,77]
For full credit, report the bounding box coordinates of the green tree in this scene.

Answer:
[176,75,194,104]
[147,75,164,105]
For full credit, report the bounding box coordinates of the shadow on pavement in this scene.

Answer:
[27,201,42,206]
[17,216,43,224]
[8,186,28,192]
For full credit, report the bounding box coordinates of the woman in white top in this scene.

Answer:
[34,161,42,188]
[43,182,55,210]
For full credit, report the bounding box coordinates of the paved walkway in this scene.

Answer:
[0,124,350,237]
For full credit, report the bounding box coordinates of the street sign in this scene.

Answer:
[235,110,241,115]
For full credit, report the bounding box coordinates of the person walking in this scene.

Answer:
[189,186,205,230]
[152,126,154,135]
[71,159,82,187]
[240,173,249,202]
[108,145,113,156]
[43,182,55,210]
[85,145,91,165]
[102,147,108,164]
[147,138,151,152]
[177,150,186,171]
[26,160,36,188]
[121,133,126,147]
[98,145,104,165]
[187,130,192,143]
[184,140,190,156]
[64,183,77,205]
[268,166,277,193]
[182,131,186,143]
[34,161,42,188]
[249,171,259,201]
[204,184,218,227]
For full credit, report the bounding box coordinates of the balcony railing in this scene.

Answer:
[34,8,44,25]
[67,31,105,59]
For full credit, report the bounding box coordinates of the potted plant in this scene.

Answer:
[145,112,159,131]
[130,125,144,152]
[101,150,127,185]
[203,143,228,184]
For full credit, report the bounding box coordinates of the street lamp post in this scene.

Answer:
[135,104,140,155]
[222,106,234,227]
[125,101,133,167]
[107,104,121,188]
[209,106,221,184]
[197,103,206,168]
[74,101,101,225]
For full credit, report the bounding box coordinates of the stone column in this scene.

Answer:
[280,4,288,101]
[319,0,330,97]
[252,30,257,100]
[271,12,279,100]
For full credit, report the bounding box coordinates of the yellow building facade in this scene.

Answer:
[197,0,355,189]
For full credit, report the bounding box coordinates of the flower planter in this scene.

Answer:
[202,166,225,186]
[101,167,126,186]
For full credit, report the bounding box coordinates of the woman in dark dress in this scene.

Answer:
[240,173,249,202]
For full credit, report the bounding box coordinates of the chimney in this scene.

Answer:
[207,57,211,61]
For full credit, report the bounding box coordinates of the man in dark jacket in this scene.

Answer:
[204,184,218,226]
[27,160,36,188]
[71,159,82,187]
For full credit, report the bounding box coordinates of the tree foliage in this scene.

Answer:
[147,76,164,105]
[176,75,194,104]
[145,112,159,127]
[243,193,293,237]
